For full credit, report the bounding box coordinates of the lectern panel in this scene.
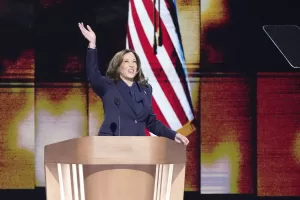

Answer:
[44,137,186,199]
[45,163,185,200]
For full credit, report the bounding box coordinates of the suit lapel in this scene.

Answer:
[116,80,137,115]
[115,80,148,117]
[135,83,146,103]
[136,84,150,117]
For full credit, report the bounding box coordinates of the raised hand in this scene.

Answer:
[78,22,96,48]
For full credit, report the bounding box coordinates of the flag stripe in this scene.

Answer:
[125,32,129,49]
[126,25,134,49]
[128,2,182,130]
[149,98,168,136]
[130,0,189,125]
[151,93,170,127]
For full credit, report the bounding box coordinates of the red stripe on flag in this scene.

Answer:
[144,94,171,136]
[164,0,171,8]
[151,95,169,127]
[130,1,188,125]
[126,25,134,49]
[144,129,151,136]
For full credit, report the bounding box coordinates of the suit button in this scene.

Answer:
[134,120,137,123]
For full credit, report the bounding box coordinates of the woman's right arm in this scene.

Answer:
[79,22,111,97]
[86,46,111,97]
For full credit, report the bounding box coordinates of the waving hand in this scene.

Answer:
[78,22,96,48]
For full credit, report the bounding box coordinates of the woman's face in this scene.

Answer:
[119,52,138,81]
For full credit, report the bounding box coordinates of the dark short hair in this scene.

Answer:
[106,49,149,87]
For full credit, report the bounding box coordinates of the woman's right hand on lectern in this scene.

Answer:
[78,22,96,48]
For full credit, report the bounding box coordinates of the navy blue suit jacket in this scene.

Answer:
[86,48,177,140]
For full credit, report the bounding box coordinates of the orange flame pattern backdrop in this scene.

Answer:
[257,72,300,196]
[1,0,300,196]
[200,0,300,196]
[0,49,35,188]
[200,75,255,194]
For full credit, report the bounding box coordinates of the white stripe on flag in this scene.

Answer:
[126,36,129,49]
[128,2,182,130]
[149,132,157,137]
[133,0,194,121]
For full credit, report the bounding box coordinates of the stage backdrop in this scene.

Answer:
[1,0,300,196]
[0,0,200,191]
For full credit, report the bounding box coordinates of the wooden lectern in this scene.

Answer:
[44,136,186,200]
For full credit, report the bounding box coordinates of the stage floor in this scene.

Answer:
[0,188,296,200]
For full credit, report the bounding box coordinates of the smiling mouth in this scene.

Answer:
[128,69,134,73]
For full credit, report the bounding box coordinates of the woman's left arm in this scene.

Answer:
[146,110,177,140]
[145,85,189,145]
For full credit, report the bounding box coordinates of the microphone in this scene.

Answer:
[114,97,121,136]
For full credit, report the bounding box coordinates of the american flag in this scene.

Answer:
[126,0,195,136]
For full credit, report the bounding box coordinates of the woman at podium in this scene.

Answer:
[78,22,189,146]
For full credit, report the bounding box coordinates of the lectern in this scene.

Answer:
[44,136,186,200]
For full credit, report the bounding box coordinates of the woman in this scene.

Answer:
[78,22,189,146]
